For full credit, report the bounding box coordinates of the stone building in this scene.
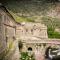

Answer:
[16,22,60,60]
[0,5,20,60]
[16,22,48,40]
[16,23,60,60]
[0,3,60,60]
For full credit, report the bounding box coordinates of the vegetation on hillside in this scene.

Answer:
[41,16,60,38]
[6,1,54,15]
[8,10,35,22]
[41,16,60,28]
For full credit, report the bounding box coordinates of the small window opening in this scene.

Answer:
[28,47,32,51]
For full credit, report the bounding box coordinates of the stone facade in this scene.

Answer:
[0,5,60,60]
[16,22,60,60]
[0,6,20,60]
[16,22,48,40]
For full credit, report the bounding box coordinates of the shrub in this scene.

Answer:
[47,27,60,38]
[20,52,35,60]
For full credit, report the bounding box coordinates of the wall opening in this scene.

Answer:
[18,41,23,51]
[28,47,32,51]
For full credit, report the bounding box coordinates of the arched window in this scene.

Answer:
[28,47,32,51]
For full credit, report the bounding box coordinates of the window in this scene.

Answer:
[28,47,32,51]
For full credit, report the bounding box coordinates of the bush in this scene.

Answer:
[20,52,35,60]
[47,27,60,38]
[20,52,29,60]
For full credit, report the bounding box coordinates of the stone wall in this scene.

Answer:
[16,22,48,40]
[0,12,6,57]
[0,7,20,60]
[1,5,60,60]
[16,22,60,60]
[16,22,48,58]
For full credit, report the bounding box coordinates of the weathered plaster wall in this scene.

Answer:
[0,12,6,57]
[16,22,48,41]
[16,22,48,57]
[0,6,60,60]
[16,22,60,60]
[0,8,20,60]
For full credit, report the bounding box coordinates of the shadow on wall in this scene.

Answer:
[18,41,23,51]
